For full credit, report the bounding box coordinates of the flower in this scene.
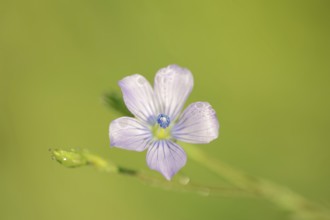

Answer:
[109,64,219,180]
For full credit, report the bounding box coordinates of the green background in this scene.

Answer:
[1,0,329,219]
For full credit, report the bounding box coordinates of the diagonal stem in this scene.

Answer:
[181,143,330,220]
[51,148,253,198]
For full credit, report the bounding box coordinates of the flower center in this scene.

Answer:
[152,114,171,140]
[153,126,171,140]
[156,114,170,128]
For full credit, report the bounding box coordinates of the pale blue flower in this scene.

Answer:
[109,65,219,180]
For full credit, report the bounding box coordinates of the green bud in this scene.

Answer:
[51,149,88,168]
[51,148,119,173]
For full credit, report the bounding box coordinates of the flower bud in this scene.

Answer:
[51,149,88,168]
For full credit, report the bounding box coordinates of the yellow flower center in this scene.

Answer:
[152,124,171,140]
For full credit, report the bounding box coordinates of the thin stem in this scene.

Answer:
[181,143,330,220]
[134,171,254,198]
[51,149,253,198]
[51,148,330,219]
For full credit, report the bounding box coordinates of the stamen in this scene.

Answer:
[157,114,170,128]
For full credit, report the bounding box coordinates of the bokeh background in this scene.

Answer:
[1,0,329,219]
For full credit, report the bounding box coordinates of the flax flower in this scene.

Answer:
[109,65,219,180]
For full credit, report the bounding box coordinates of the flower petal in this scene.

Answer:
[119,74,158,125]
[154,64,194,122]
[146,140,187,180]
[110,117,152,152]
[172,102,219,144]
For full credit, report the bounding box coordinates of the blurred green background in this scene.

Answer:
[1,0,330,219]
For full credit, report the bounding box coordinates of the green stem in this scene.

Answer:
[50,149,252,198]
[181,143,330,220]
